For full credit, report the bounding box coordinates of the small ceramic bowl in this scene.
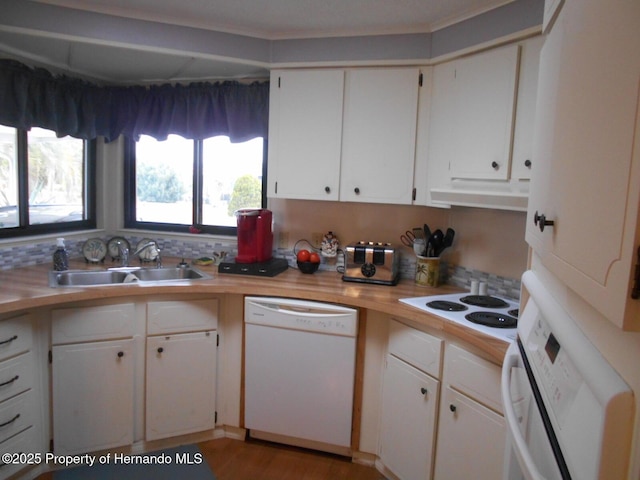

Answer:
[297,261,320,274]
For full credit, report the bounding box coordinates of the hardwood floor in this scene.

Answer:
[34,437,387,480]
[198,438,387,480]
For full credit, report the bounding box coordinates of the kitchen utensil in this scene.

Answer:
[400,231,416,248]
[442,228,455,250]
[412,227,424,240]
[428,229,443,257]
[423,224,431,241]
[415,255,440,287]
[413,238,426,256]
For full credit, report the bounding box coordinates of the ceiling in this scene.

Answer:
[0,0,516,84]
[29,0,514,39]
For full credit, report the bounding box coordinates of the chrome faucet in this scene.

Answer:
[133,241,162,268]
[115,240,129,267]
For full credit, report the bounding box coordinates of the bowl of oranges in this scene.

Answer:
[296,249,321,274]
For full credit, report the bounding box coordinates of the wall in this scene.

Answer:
[268,198,529,286]
[447,207,528,278]
[0,185,528,296]
[1,0,543,71]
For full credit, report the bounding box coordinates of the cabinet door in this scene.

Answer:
[379,354,439,480]
[146,331,217,441]
[511,36,544,180]
[434,386,505,480]
[451,45,519,180]
[526,0,640,330]
[267,69,344,200]
[52,339,134,455]
[340,68,420,204]
[421,61,458,206]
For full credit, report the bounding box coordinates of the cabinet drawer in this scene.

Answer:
[388,319,443,378]
[0,316,33,362]
[0,425,37,479]
[147,299,218,335]
[444,344,502,413]
[0,390,35,444]
[52,303,135,344]
[0,353,34,403]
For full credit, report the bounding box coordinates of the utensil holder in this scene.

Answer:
[415,255,440,287]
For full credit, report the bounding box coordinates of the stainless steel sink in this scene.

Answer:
[49,266,211,287]
[120,266,210,282]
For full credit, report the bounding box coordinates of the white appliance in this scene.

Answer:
[501,271,634,479]
[244,296,358,456]
[400,293,519,342]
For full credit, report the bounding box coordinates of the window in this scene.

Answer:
[0,125,96,237]
[124,135,266,235]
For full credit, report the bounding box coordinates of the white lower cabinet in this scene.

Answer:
[51,299,219,454]
[434,387,505,479]
[379,320,442,480]
[0,314,44,480]
[380,355,440,480]
[379,322,506,480]
[433,344,505,480]
[145,299,218,441]
[52,339,135,455]
[146,331,217,440]
[51,303,137,455]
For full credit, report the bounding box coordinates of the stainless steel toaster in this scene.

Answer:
[343,242,400,286]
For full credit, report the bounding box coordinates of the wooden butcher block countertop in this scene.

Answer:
[0,257,511,363]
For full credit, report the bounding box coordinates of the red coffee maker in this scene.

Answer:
[235,208,273,264]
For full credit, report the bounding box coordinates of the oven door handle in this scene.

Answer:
[501,342,546,480]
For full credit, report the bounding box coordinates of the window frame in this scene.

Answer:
[0,128,97,239]
[123,136,268,236]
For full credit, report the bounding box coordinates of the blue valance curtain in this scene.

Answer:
[0,59,269,142]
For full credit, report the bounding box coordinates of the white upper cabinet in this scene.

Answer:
[511,36,544,180]
[340,68,420,204]
[425,39,543,211]
[268,39,543,210]
[449,44,519,181]
[268,67,421,205]
[527,0,640,330]
[267,69,344,201]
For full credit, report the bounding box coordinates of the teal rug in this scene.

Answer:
[53,444,215,480]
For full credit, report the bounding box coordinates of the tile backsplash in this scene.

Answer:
[0,235,238,270]
[1,234,520,300]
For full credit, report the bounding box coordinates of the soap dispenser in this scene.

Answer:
[53,238,69,271]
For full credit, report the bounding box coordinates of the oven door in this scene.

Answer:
[501,341,569,480]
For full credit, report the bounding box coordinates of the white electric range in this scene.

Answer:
[399,293,519,343]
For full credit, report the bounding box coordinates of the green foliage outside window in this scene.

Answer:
[136,162,186,203]
[227,174,261,216]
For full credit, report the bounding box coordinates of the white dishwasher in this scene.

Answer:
[244,296,358,456]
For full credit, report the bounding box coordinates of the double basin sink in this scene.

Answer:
[49,265,211,287]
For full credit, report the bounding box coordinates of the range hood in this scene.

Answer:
[430,179,529,212]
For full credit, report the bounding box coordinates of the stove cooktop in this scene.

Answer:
[399,293,519,343]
